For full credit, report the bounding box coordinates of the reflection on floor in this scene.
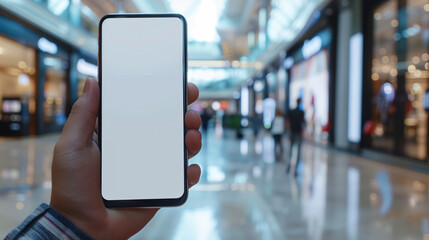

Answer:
[1,129,429,239]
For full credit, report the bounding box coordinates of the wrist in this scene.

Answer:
[49,202,105,239]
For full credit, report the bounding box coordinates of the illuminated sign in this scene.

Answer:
[241,86,249,116]
[347,33,363,143]
[77,58,98,78]
[284,56,294,69]
[302,36,322,59]
[37,38,58,54]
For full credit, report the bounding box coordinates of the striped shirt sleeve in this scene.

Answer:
[5,203,93,240]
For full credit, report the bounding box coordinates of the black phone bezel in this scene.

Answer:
[98,13,188,208]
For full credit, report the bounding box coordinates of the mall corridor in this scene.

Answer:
[1,0,428,239]
[1,129,428,240]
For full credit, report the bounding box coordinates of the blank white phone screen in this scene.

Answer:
[101,16,185,200]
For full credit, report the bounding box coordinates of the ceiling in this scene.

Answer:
[81,0,263,61]
[0,0,328,98]
[77,0,327,96]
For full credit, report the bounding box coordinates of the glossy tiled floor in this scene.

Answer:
[1,129,429,239]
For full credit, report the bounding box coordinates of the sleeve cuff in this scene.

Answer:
[5,203,93,240]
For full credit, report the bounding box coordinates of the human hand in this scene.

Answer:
[50,78,202,239]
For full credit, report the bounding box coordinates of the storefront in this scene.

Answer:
[363,0,429,161]
[0,12,96,136]
[0,35,36,136]
[285,27,336,144]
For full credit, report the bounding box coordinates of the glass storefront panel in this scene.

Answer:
[43,55,67,128]
[371,0,429,160]
[289,50,330,143]
[371,0,397,153]
[0,36,36,136]
[403,0,429,160]
[286,27,333,144]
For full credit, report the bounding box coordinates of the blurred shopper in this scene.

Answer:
[201,108,211,135]
[287,98,305,176]
[271,109,285,161]
[6,79,202,240]
[252,115,262,138]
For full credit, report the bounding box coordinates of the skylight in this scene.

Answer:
[166,0,226,42]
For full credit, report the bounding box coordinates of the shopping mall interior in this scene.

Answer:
[0,0,428,239]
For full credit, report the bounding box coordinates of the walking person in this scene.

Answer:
[271,109,285,161]
[200,108,211,135]
[287,98,305,176]
[252,115,262,139]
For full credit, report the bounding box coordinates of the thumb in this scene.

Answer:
[60,78,99,148]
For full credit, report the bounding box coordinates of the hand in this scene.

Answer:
[50,78,202,239]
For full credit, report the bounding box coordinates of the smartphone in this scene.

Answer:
[99,14,188,208]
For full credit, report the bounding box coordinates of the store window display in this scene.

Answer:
[370,0,429,160]
[0,36,36,136]
[289,50,330,143]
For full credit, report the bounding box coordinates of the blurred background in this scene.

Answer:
[0,0,428,239]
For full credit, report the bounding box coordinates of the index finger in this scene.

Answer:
[188,83,199,105]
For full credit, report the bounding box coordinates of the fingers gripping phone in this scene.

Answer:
[99,14,188,207]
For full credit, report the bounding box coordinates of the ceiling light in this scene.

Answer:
[212,101,220,111]
[382,66,390,73]
[18,74,30,86]
[414,70,421,77]
[18,61,26,69]
[373,12,381,20]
